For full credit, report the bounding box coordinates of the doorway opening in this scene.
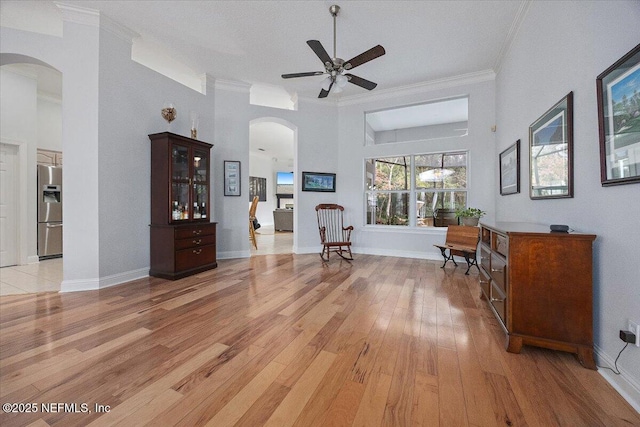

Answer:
[0,56,63,295]
[249,118,297,255]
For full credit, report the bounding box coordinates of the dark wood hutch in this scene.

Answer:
[149,132,217,279]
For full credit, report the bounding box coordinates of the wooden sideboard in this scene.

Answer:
[479,221,597,369]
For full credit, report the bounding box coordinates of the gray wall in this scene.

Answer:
[495,0,640,405]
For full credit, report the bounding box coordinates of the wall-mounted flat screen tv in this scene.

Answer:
[276,172,294,194]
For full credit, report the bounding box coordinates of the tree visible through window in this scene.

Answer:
[365,152,468,227]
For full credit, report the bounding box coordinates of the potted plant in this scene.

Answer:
[455,207,486,226]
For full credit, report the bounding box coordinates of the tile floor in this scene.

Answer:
[0,257,63,296]
[251,225,294,255]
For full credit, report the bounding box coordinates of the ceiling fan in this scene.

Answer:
[281,4,385,98]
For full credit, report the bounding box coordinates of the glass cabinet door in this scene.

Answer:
[192,148,209,219]
[171,145,190,221]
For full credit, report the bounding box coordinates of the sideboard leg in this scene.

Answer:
[577,347,597,370]
[506,335,523,353]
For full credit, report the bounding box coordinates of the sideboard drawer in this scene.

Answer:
[490,281,507,326]
[175,244,216,271]
[175,233,216,250]
[490,254,507,294]
[175,223,216,240]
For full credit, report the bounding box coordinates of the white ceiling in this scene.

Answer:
[2,0,527,100]
[2,0,528,162]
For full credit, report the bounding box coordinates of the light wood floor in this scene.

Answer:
[0,254,638,426]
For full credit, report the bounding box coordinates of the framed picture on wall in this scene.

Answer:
[529,92,574,199]
[224,160,241,196]
[249,176,267,201]
[500,140,520,195]
[597,43,640,186]
[301,172,336,192]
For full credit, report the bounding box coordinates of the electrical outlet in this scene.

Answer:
[629,320,640,347]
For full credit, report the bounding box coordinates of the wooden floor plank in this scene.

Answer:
[0,254,635,427]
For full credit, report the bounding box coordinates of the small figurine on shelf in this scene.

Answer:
[190,111,199,139]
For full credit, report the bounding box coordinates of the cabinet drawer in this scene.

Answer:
[489,254,507,294]
[490,282,507,325]
[495,234,508,257]
[480,245,491,273]
[175,233,216,250]
[479,269,491,298]
[175,244,216,271]
[175,223,216,240]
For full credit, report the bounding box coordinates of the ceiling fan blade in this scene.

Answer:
[345,74,377,90]
[344,45,386,70]
[319,81,333,98]
[282,71,325,79]
[307,40,333,66]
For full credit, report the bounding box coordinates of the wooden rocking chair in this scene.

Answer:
[315,204,353,261]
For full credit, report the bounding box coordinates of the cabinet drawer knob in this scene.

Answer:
[193,249,202,255]
[193,230,202,235]
[491,268,504,273]
[193,239,202,245]
[490,297,505,303]
[479,279,489,284]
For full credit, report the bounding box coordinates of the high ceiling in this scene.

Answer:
[2,0,527,100]
[2,1,528,163]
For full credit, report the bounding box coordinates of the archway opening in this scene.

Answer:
[249,117,297,255]
[1,54,63,295]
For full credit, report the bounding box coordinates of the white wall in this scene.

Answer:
[495,0,640,409]
[96,21,217,281]
[0,68,38,264]
[337,77,496,259]
[37,95,62,151]
[247,103,339,254]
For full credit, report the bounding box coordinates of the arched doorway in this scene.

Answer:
[0,54,63,294]
[249,117,298,255]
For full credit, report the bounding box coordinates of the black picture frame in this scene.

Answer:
[597,43,640,187]
[249,176,267,202]
[500,140,520,195]
[301,172,336,192]
[224,160,241,196]
[529,92,574,199]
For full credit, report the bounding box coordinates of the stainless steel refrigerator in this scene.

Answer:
[37,165,63,259]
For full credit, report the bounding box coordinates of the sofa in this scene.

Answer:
[273,209,293,231]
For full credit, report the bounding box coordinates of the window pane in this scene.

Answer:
[415,153,467,189]
[416,191,467,227]
[366,192,409,225]
[373,157,411,190]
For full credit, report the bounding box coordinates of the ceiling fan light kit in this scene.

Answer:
[282,4,386,98]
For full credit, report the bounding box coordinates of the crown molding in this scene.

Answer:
[54,2,100,27]
[493,0,532,74]
[336,69,496,107]
[55,2,138,44]
[214,78,251,94]
[100,14,139,44]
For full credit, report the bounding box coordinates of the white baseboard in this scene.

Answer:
[60,277,100,292]
[354,247,442,261]
[60,267,148,292]
[218,250,250,259]
[595,344,640,413]
[27,255,40,264]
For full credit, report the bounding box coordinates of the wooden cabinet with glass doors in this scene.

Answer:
[149,132,217,279]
